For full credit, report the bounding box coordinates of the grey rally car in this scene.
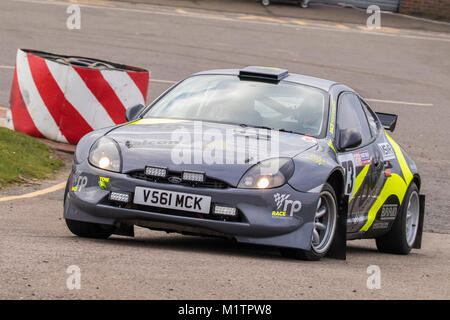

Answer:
[64,66,425,260]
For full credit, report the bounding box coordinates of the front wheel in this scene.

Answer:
[280,183,338,261]
[63,177,114,239]
[376,183,420,254]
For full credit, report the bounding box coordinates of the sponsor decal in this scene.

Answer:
[127,140,179,149]
[309,154,325,166]
[302,136,316,143]
[273,193,302,217]
[378,142,395,160]
[285,133,299,140]
[329,100,336,135]
[98,176,110,190]
[72,175,88,192]
[204,139,229,150]
[371,221,390,230]
[170,122,279,165]
[380,204,398,220]
[347,216,368,224]
[338,153,356,196]
[353,150,371,167]
[272,210,286,217]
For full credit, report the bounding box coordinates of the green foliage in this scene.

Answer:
[0,128,64,188]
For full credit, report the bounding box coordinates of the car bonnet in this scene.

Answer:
[106,119,318,187]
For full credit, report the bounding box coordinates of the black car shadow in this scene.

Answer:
[107,232,287,261]
[62,226,402,262]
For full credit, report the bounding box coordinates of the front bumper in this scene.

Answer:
[64,161,321,250]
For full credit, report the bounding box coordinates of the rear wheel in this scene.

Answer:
[65,219,114,239]
[376,183,419,254]
[280,183,338,261]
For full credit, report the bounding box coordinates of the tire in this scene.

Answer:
[261,0,270,6]
[280,183,338,261]
[65,219,114,239]
[376,183,420,255]
[300,0,309,8]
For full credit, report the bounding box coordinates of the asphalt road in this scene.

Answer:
[0,0,449,299]
[0,164,449,299]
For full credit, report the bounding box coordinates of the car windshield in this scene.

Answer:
[143,75,328,137]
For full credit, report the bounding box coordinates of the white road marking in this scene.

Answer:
[0,65,14,70]
[6,0,450,43]
[151,79,177,84]
[364,98,433,107]
[0,65,433,107]
[147,80,433,107]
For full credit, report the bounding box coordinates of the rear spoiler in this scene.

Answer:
[375,112,398,132]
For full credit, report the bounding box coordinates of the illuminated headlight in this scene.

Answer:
[214,205,237,216]
[88,137,122,172]
[238,158,294,189]
[182,171,205,182]
[145,166,167,178]
[109,191,131,203]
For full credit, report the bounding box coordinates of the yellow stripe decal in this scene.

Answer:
[328,139,336,153]
[127,118,185,126]
[125,119,141,126]
[385,132,413,185]
[360,173,407,231]
[350,164,370,203]
[359,133,413,231]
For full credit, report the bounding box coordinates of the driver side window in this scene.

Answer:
[337,93,372,147]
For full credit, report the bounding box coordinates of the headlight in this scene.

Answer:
[238,158,294,189]
[88,137,122,172]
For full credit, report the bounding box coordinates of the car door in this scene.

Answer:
[335,92,384,233]
[357,97,395,232]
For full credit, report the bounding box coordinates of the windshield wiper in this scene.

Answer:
[238,124,304,136]
[238,123,274,131]
[277,128,296,134]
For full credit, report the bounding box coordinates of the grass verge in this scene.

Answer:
[0,127,64,189]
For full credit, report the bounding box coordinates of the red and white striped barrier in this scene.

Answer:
[7,49,149,144]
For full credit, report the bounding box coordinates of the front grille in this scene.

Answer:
[128,170,229,189]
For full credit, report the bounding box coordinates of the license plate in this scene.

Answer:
[133,187,211,214]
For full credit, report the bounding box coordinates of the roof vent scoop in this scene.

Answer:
[239,66,289,82]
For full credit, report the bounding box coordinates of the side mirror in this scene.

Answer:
[125,104,145,122]
[375,112,397,132]
[339,128,362,151]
